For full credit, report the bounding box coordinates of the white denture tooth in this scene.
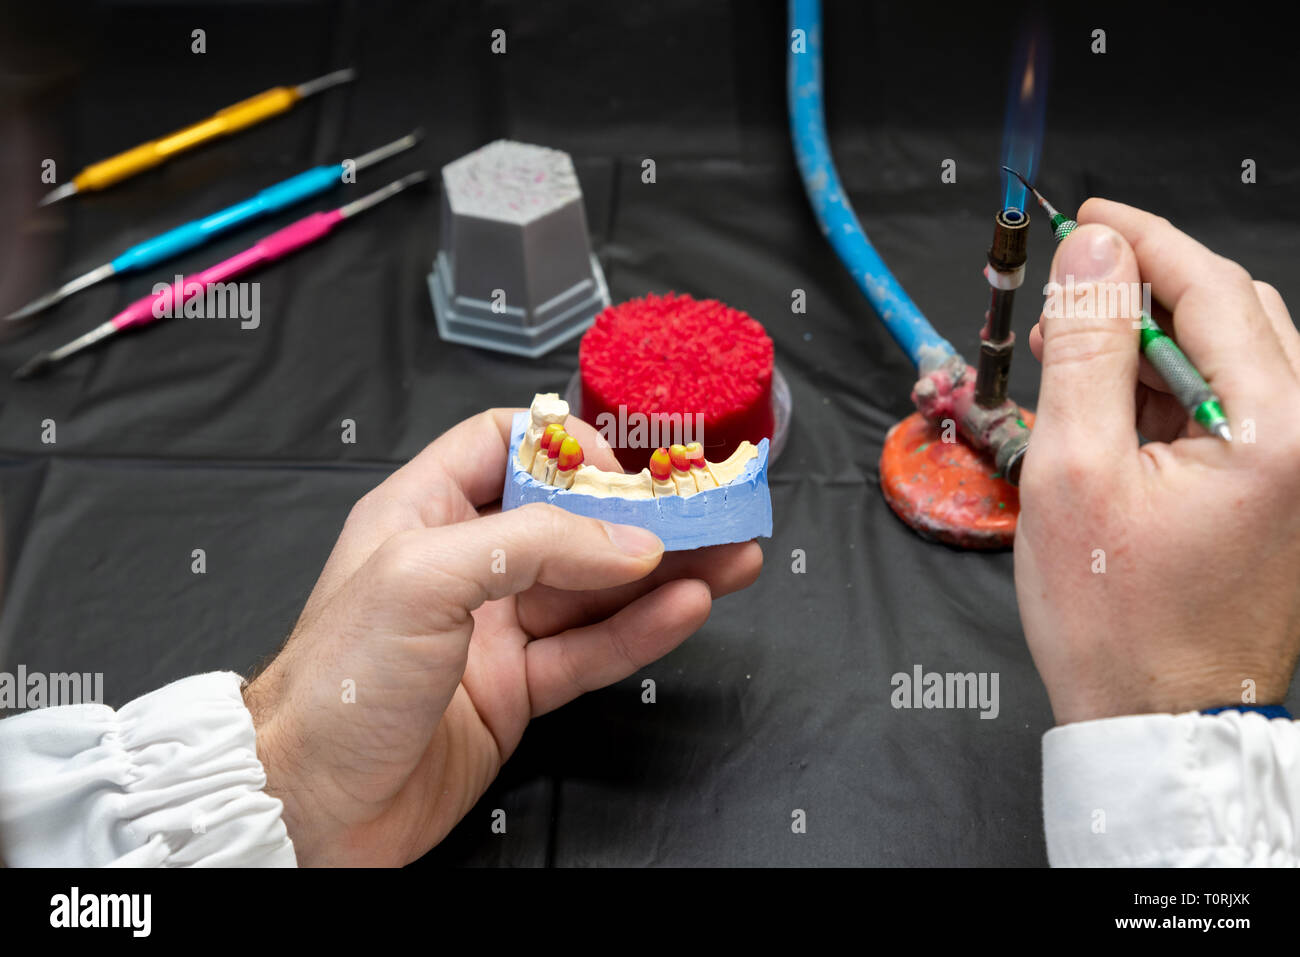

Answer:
[530,392,568,423]
[520,393,569,471]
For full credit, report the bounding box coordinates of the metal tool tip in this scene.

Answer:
[38,182,78,207]
[1001,165,1034,190]
[1214,422,1232,442]
[295,67,357,98]
[14,352,52,380]
[6,299,47,321]
[337,169,430,218]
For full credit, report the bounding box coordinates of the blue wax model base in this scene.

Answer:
[501,413,772,551]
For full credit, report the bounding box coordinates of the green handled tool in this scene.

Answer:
[1004,166,1231,441]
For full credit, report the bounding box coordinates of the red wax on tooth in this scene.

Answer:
[579,292,774,471]
[668,444,690,472]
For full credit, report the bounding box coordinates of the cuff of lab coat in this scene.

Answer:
[0,671,297,867]
[1042,710,1300,867]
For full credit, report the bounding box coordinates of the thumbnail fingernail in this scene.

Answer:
[1055,226,1120,282]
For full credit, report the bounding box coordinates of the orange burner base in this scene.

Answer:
[879,410,1034,550]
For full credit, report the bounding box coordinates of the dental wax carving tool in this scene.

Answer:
[14,171,426,379]
[10,131,420,320]
[38,69,357,206]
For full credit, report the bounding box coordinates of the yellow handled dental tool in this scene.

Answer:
[38,68,356,206]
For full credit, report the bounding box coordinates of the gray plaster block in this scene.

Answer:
[429,140,610,357]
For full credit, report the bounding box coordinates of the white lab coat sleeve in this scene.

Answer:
[0,671,296,867]
[1042,710,1300,866]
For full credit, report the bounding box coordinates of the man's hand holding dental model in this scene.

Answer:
[0,411,761,867]
[241,410,761,866]
[1017,199,1300,866]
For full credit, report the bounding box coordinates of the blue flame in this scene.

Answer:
[1000,22,1050,211]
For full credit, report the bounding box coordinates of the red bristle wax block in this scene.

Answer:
[579,292,774,472]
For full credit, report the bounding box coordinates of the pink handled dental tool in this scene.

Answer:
[14,170,427,379]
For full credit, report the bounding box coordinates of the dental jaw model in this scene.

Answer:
[503,393,772,551]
